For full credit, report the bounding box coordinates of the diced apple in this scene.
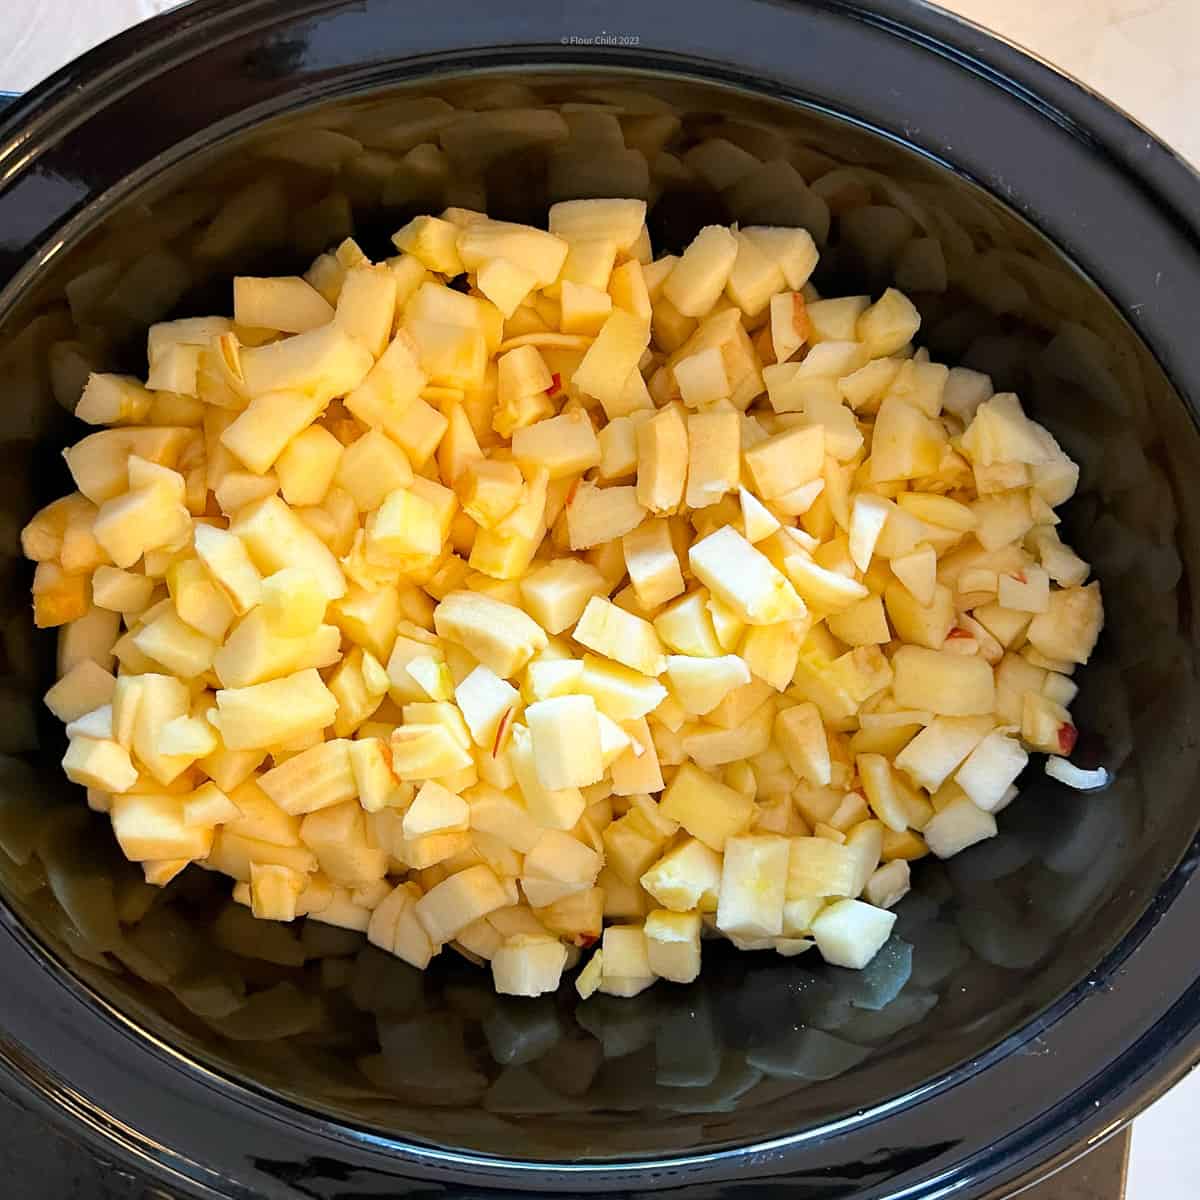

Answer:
[774,702,831,786]
[415,863,511,945]
[571,310,650,411]
[869,396,945,482]
[433,590,547,679]
[622,519,685,611]
[716,835,789,938]
[639,837,722,912]
[598,924,655,997]
[922,794,997,858]
[62,736,138,793]
[112,791,214,863]
[44,659,116,723]
[894,715,993,792]
[811,898,896,969]
[1025,583,1103,666]
[212,668,337,751]
[660,761,754,851]
[574,596,667,677]
[891,646,995,715]
[567,482,647,550]
[689,526,806,626]
[643,909,702,983]
[508,723,585,830]
[492,934,569,997]
[512,409,601,481]
[857,288,920,357]
[665,654,751,716]
[635,403,688,515]
[549,198,647,251]
[526,694,604,790]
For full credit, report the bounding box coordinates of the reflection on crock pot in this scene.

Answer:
[0,71,1190,1160]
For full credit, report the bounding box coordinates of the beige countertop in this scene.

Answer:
[0,2,1196,1198]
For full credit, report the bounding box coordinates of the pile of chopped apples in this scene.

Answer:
[21,197,1104,999]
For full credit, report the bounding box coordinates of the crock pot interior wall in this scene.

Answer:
[0,67,1196,1161]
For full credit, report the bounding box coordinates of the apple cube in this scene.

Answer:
[744,425,824,501]
[548,198,646,251]
[566,482,646,550]
[782,555,869,615]
[29,562,88,629]
[681,408,741,511]
[869,396,945,482]
[738,226,818,292]
[674,346,730,408]
[456,459,524,529]
[785,836,856,900]
[571,655,664,724]
[660,761,754,851]
[62,736,138,793]
[811,898,896,969]
[573,596,667,677]
[373,883,439,969]
[891,646,995,715]
[955,730,1028,812]
[112,792,214,863]
[403,780,470,838]
[689,526,806,626]
[434,590,547,679]
[654,591,723,658]
[620,519,685,611]
[774,702,831,786]
[599,924,655,997]
[508,723,585,830]
[257,738,356,815]
[245,862,305,922]
[452,664,518,750]
[1026,583,1103,666]
[922,793,998,858]
[231,495,345,601]
[635,403,688,515]
[491,934,569,997]
[665,654,751,717]
[212,668,337,751]
[44,659,116,723]
[415,863,510,944]
[663,225,738,317]
[392,214,464,274]
[715,834,789,938]
[571,310,650,411]
[884,581,955,650]
[856,288,920,357]
[827,594,890,646]
[511,409,601,481]
[644,909,702,983]
[996,565,1050,614]
[157,714,218,760]
[639,838,721,914]
[608,716,663,796]
[93,480,191,571]
[894,715,993,792]
[64,426,193,505]
[526,695,605,789]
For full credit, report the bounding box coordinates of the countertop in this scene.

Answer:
[1,1,1198,1198]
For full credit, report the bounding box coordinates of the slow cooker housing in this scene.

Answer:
[0,2,1197,1196]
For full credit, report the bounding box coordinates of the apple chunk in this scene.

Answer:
[689,526,806,626]
[891,646,995,715]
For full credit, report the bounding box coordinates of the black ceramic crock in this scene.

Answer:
[0,1,1197,1196]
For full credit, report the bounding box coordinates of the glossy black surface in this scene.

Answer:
[0,1,1198,1197]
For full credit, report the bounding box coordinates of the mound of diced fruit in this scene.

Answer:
[22,198,1104,999]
